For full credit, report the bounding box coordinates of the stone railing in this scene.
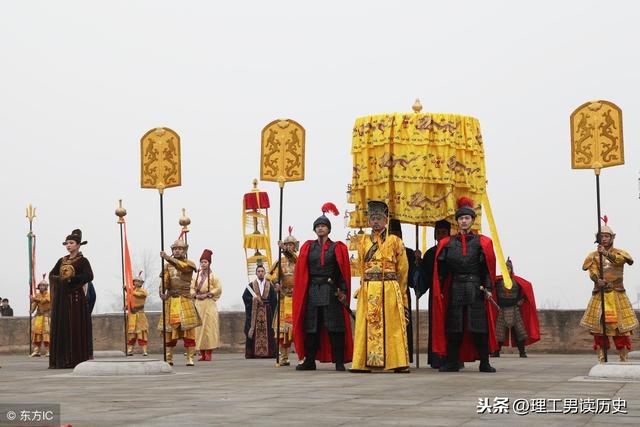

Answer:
[1,310,636,354]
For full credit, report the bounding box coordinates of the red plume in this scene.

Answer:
[321,202,340,216]
[457,197,475,209]
[288,226,293,235]
[601,215,608,225]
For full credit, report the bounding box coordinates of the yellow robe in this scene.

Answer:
[128,287,149,342]
[352,231,409,371]
[192,271,222,350]
[157,257,201,341]
[31,291,51,343]
[268,253,296,345]
[580,248,638,336]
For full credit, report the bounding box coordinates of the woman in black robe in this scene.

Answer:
[49,229,94,369]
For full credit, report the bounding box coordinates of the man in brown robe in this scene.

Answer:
[243,265,277,358]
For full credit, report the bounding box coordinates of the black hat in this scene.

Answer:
[63,229,87,246]
[455,197,476,220]
[433,219,451,239]
[389,219,402,237]
[313,202,339,232]
[367,200,389,218]
[434,219,451,230]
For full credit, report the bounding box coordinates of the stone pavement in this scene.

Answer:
[0,353,639,426]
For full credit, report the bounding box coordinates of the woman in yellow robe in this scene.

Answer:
[351,200,410,372]
[192,249,222,361]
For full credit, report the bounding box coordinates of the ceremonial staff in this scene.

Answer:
[115,200,128,355]
[414,224,420,368]
[261,119,305,367]
[570,100,625,363]
[26,204,36,355]
[141,127,182,362]
[179,208,191,252]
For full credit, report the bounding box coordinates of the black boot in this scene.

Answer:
[473,332,495,372]
[296,333,318,371]
[440,332,462,372]
[517,340,527,358]
[479,359,496,372]
[329,332,345,371]
[491,342,502,357]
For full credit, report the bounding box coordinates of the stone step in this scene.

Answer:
[73,358,173,376]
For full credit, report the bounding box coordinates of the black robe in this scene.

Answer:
[405,247,417,363]
[86,282,96,358]
[243,280,277,359]
[419,245,443,368]
[49,253,94,369]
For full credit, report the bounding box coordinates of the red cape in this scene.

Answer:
[292,239,353,363]
[495,274,540,346]
[431,234,499,361]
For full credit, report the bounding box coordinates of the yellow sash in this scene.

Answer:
[604,292,617,323]
[170,298,181,325]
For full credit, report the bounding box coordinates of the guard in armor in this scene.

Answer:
[293,203,353,371]
[492,258,540,358]
[30,276,51,357]
[269,227,299,366]
[158,239,201,366]
[580,218,638,362]
[431,198,499,373]
[127,272,149,356]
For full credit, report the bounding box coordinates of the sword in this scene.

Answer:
[479,286,500,311]
[328,277,356,320]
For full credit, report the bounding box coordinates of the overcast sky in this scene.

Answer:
[2,1,639,316]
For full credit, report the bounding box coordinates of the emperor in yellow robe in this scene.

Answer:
[352,206,409,371]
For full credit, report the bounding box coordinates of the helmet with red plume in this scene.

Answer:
[313,202,340,231]
[455,197,476,220]
[595,215,616,241]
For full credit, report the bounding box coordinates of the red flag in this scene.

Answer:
[123,219,134,313]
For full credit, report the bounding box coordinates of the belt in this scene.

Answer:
[310,276,332,284]
[363,272,397,281]
[452,274,481,281]
[592,286,626,294]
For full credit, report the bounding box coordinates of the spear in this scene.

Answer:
[26,204,36,356]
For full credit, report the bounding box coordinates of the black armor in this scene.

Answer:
[439,234,491,334]
[438,233,493,371]
[304,241,346,333]
[496,279,521,308]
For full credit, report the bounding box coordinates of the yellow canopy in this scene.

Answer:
[348,111,486,228]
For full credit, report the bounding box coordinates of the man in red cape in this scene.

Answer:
[293,203,353,371]
[431,198,499,372]
[492,258,540,357]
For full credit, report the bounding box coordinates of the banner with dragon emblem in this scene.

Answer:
[348,112,487,227]
[570,100,624,170]
[260,119,305,183]
[140,127,182,191]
